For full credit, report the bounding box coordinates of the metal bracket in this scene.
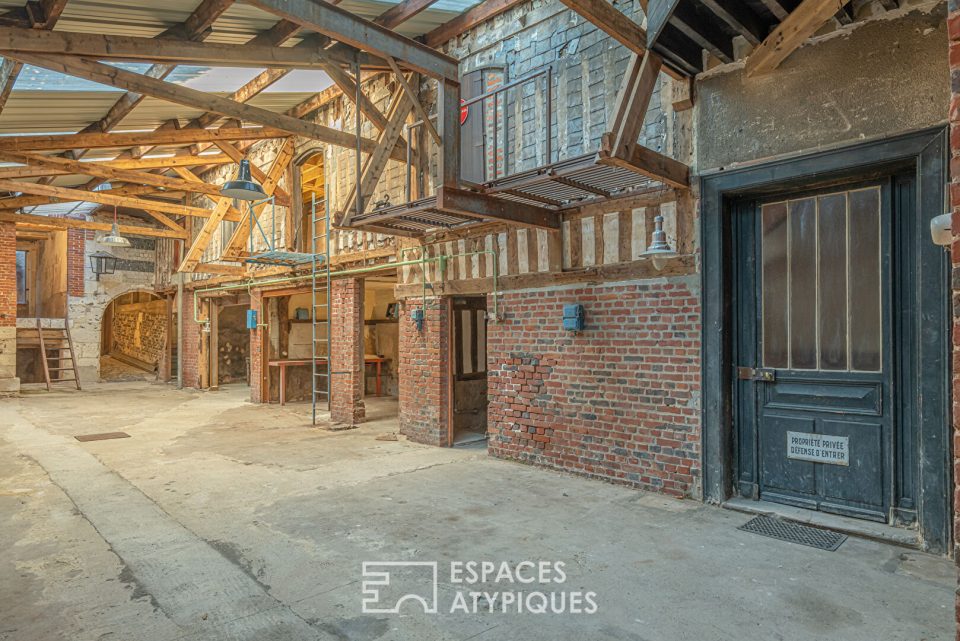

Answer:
[737,367,776,382]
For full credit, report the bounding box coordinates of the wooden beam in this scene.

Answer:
[219,140,296,260]
[597,141,689,189]
[556,0,684,80]
[424,0,526,47]
[7,53,382,149]
[608,52,663,154]
[320,61,390,131]
[0,26,358,69]
[0,209,187,239]
[0,153,235,179]
[0,150,232,200]
[0,127,285,152]
[745,0,851,76]
[386,56,441,145]
[436,186,560,230]
[377,0,441,28]
[0,183,161,210]
[698,0,765,46]
[0,58,21,116]
[246,0,459,81]
[341,82,413,223]
[0,178,242,221]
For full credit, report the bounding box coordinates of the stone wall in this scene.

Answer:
[110,299,167,369]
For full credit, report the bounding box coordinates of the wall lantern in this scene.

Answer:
[89,250,118,281]
[930,212,951,247]
[221,159,266,201]
[642,213,676,270]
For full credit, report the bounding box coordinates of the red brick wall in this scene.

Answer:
[487,279,701,497]
[181,290,202,388]
[66,229,85,297]
[249,291,263,403]
[398,298,450,446]
[330,277,365,425]
[949,5,960,636]
[0,221,15,327]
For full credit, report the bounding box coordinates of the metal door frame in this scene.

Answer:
[700,127,951,553]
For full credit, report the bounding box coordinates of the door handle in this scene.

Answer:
[738,367,776,382]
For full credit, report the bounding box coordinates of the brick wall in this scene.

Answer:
[0,221,14,328]
[487,279,701,497]
[66,229,85,297]
[180,290,202,388]
[398,298,450,446]
[330,277,365,425]
[250,291,264,402]
[948,3,960,636]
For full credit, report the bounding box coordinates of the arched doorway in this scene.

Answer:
[99,290,168,381]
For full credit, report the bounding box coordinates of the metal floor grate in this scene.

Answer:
[74,431,130,442]
[738,515,847,551]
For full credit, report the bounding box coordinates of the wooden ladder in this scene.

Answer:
[35,319,81,391]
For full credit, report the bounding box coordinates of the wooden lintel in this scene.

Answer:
[436,186,560,231]
[597,141,689,189]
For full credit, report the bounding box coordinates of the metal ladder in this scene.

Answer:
[311,192,332,425]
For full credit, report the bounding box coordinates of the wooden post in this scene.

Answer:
[437,78,461,189]
[209,302,219,391]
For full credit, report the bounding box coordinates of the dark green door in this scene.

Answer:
[737,182,894,522]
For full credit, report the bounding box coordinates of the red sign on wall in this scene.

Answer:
[460,99,468,125]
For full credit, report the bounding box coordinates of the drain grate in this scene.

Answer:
[738,515,847,551]
[74,431,131,442]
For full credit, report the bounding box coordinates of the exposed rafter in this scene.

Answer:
[0,210,187,239]
[0,127,285,152]
[246,0,459,81]
[424,0,527,47]
[746,0,853,76]
[0,154,235,180]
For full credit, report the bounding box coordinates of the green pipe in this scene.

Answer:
[398,246,500,320]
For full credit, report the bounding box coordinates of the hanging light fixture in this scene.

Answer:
[220,159,265,201]
[101,203,131,247]
[642,213,676,270]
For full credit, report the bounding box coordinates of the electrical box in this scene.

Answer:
[411,307,425,332]
[562,304,584,332]
[246,309,258,330]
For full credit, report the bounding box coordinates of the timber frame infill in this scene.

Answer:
[700,127,951,554]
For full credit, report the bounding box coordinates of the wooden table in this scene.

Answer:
[267,356,388,405]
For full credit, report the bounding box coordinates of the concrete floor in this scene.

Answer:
[0,383,954,641]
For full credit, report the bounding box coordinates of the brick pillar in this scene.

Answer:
[398,297,451,446]
[0,221,18,395]
[249,290,263,403]
[181,289,202,389]
[66,229,85,298]
[330,277,365,426]
[948,5,960,638]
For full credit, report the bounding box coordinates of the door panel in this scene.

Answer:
[740,182,893,523]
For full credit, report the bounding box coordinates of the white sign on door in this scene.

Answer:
[786,431,849,466]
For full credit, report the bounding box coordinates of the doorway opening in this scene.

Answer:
[100,291,167,381]
[214,302,251,388]
[364,275,400,421]
[451,295,488,446]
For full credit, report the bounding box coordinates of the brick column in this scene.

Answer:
[948,4,960,637]
[249,290,263,403]
[330,277,365,426]
[66,229,85,298]
[181,289,202,389]
[0,221,18,395]
[398,297,451,446]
